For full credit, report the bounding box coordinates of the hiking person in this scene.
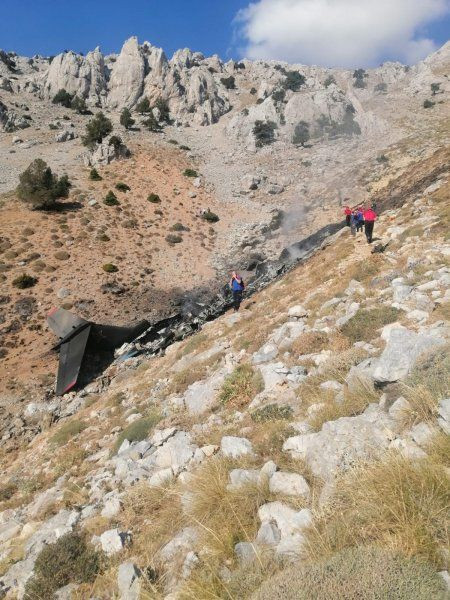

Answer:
[344,206,352,226]
[356,207,365,233]
[350,211,357,236]
[363,206,377,244]
[230,271,245,312]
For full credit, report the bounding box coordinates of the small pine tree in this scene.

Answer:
[143,112,162,132]
[89,168,102,181]
[220,76,236,90]
[154,98,170,123]
[324,75,336,88]
[431,83,441,96]
[103,191,119,206]
[16,159,71,210]
[71,95,87,114]
[282,71,306,91]
[52,89,74,108]
[82,112,113,149]
[120,108,135,129]
[136,97,151,114]
[253,120,277,147]
[423,99,435,109]
[293,121,310,146]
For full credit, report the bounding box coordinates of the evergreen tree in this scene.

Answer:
[120,108,135,129]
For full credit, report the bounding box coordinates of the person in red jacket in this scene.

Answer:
[344,206,352,227]
[363,206,377,243]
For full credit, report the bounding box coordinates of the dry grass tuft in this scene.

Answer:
[306,454,450,567]
[219,364,264,409]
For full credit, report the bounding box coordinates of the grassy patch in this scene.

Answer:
[183,169,198,178]
[167,354,224,395]
[113,412,161,454]
[251,404,293,423]
[306,455,449,567]
[176,333,208,359]
[24,533,101,600]
[255,545,447,600]
[219,364,264,409]
[341,306,402,343]
[102,263,118,273]
[50,420,86,447]
[12,274,37,289]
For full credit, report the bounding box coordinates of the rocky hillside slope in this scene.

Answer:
[0,147,448,598]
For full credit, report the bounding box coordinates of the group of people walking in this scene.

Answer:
[344,204,377,244]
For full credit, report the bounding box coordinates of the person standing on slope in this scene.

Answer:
[356,206,365,233]
[350,211,357,236]
[344,206,352,227]
[363,206,377,244]
[230,271,245,312]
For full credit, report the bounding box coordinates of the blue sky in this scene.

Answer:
[2,0,450,67]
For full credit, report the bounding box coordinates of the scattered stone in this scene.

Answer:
[118,562,141,600]
[99,528,130,555]
[269,472,310,499]
[220,436,254,458]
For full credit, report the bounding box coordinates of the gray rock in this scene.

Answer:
[118,562,141,600]
[235,541,259,562]
[283,406,395,481]
[55,130,75,142]
[100,528,130,555]
[288,305,308,318]
[55,583,79,599]
[409,422,435,447]
[258,502,313,556]
[160,527,198,562]
[0,521,21,543]
[388,397,411,421]
[56,287,71,299]
[256,521,281,546]
[438,571,450,591]
[220,436,254,458]
[437,398,450,434]
[101,497,122,518]
[252,342,278,364]
[228,468,259,490]
[269,472,310,499]
[152,431,196,473]
[373,326,445,383]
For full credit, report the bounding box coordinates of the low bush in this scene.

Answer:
[255,545,447,599]
[103,191,119,206]
[24,532,101,600]
[16,159,71,210]
[70,95,87,114]
[220,76,236,89]
[143,113,162,132]
[115,182,130,192]
[12,274,37,289]
[102,263,118,273]
[54,251,70,260]
[50,420,86,446]
[0,482,17,502]
[147,193,161,203]
[250,87,257,95]
[324,75,336,87]
[168,139,178,145]
[180,145,191,151]
[52,89,73,108]
[171,222,188,232]
[183,168,198,178]
[154,98,170,123]
[253,120,277,147]
[120,107,135,129]
[89,168,102,181]
[251,404,293,423]
[376,154,389,163]
[113,413,161,454]
[423,99,435,109]
[202,210,219,223]
[82,112,113,149]
[219,364,264,408]
[136,97,151,114]
[375,82,388,93]
[282,71,306,91]
[340,306,402,343]
[165,234,183,244]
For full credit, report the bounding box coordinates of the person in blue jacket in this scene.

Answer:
[230,271,245,312]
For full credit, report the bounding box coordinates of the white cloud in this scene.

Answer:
[235,0,450,67]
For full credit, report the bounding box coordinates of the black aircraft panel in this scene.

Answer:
[47,307,88,340]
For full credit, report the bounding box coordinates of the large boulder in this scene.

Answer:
[107,37,145,108]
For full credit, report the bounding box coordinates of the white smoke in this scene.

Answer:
[235,0,449,67]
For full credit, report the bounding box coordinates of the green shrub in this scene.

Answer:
[114,413,161,454]
[250,87,257,95]
[143,113,162,132]
[12,274,37,289]
[353,68,368,89]
[97,233,110,242]
[115,182,130,192]
[89,168,102,181]
[375,82,388,93]
[183,168,198,178]
[52,89,73,108]
[82,112,113,149]
[120,107,135,129]
[376,154,389,164]
[171,222,188,232]
[220,364,264,408]
[202,210,219,223]
[255,546,447,600]
[220,76,236,90]
[154,98,170,123]
[136,97,151,114]
[271,89,286,103]
[71,95,87,114]
[431,83,441,95]
[324,75,336,87]
[109,135,123,150]
[0,482,17,502]
[168,139,178,145]
[50,420,86,446]
[251,404,293,423]
[24,533,101,600]
[292,121,310,146]
[104,191,119,206]
[147,193,161,203]
[165,234,183,244]
[253,120,277,147]
[102,263,118,273]
[16,159,71,210]
[180,145,191,151]
[54,251,70,260]
[423,99,435,109]
[282,71,306,91]
[341,306,402,343]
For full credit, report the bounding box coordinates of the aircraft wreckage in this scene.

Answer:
[48,220,344,395]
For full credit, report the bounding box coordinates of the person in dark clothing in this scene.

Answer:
[363,207,377,243]
[344,206,352,226]
[350,211,357,236]
[356,207,365,233]
[230,271,245,311]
